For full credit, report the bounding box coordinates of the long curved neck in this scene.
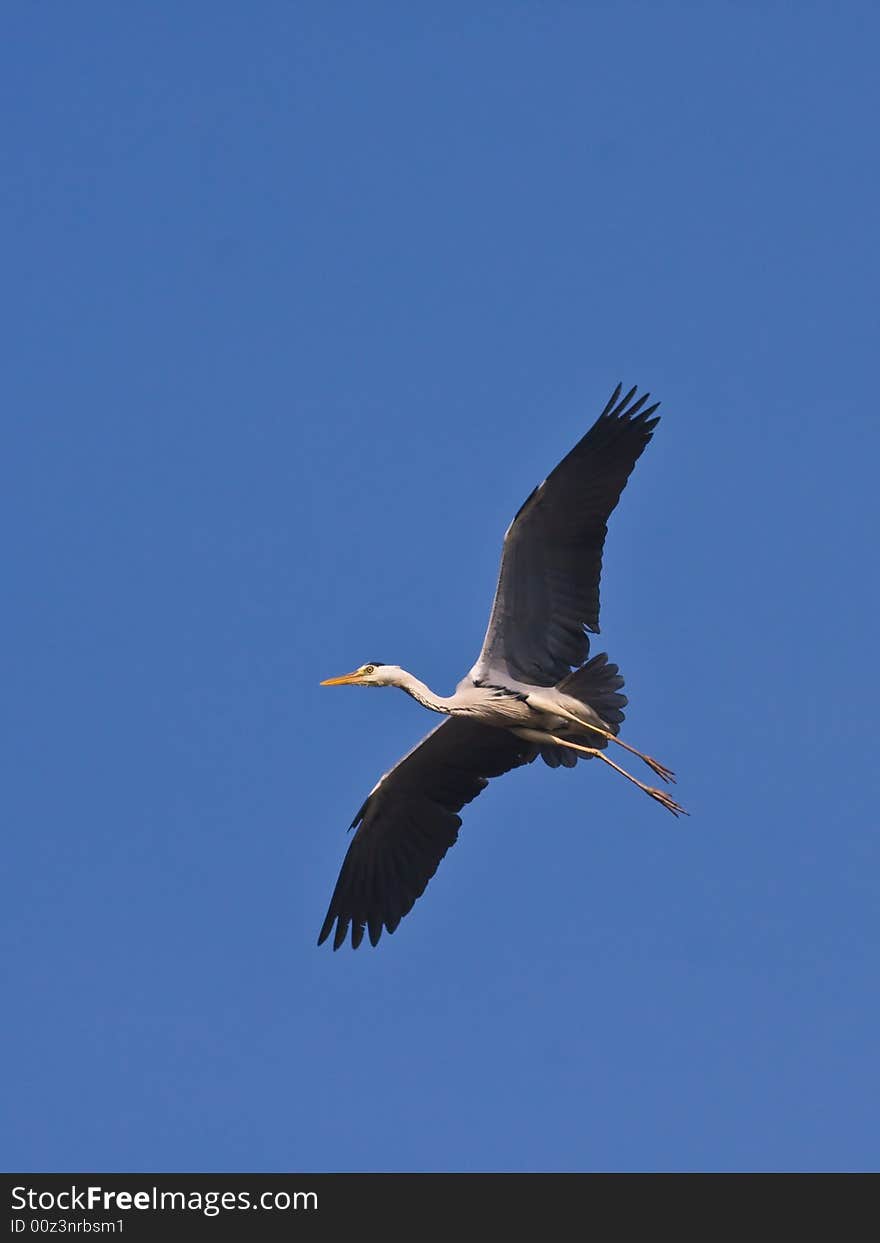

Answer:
[396,670,457,714]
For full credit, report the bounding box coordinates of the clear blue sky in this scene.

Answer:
[4,2,879,1173]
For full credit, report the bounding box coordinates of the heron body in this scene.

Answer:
[336,664,611,734]
[318,384,685,950]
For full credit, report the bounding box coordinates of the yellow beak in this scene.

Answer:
[319,670,364,686]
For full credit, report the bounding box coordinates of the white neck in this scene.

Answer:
[393,669,457,714]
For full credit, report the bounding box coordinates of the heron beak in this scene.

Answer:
[320,670,364,686]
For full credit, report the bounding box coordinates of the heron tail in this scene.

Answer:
[536,654,628,768]
[557,652,627,731]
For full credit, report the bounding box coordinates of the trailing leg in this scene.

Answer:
[544,733,687,818]
[549,704,676,784]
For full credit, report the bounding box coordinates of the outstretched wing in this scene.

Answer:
[470,384,660,688]
[318,718,537,950]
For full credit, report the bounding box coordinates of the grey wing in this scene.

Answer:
[318,718,538,950]
[470,384,660,688]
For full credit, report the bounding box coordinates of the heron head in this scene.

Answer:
[320,662,395,688]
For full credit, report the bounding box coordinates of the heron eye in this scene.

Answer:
[363,665,375,675]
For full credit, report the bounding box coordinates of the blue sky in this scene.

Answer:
[4,2,879,1172]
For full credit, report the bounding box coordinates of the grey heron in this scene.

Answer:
[319,383,685,950]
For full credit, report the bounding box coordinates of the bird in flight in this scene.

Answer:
[319,383,685,950]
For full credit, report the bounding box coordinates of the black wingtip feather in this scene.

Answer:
[625,392,650,418]
[317,911,334,946]
[615,385,638,416]
[600,382,623,417]
[333,918,349,951]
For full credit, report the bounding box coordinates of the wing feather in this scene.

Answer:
[318,718,537,949]
[470,384,660,686]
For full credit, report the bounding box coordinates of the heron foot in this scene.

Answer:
[647,786,688,818]
[644,754,676,785]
